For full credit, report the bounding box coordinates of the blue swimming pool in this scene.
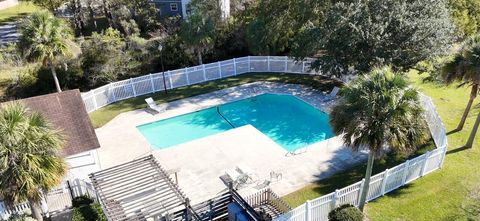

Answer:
[137,94,334,151]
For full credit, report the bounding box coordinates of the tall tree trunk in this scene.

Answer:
[28,198,43,221]
[197,50,203,65]
[457,84,478,131]
[88,0,97,28]
[50,63,62,93]
[102,0,113,27]
[465,109,480,148]
[358,151,375,212]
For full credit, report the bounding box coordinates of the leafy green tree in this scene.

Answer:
[293,0,455,76]
[126,0,159,33]
[448,0,480,38]
[0,103,67,221]
[329,68,428,211]
[442,35,480,147]
[179,13,215,64]
[81,28,157,86]
[187,0,222,23]
[245,0,326,55]
[81,28,131,86]
[19,11,75,93]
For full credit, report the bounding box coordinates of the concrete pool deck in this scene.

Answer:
[95,82,367,203]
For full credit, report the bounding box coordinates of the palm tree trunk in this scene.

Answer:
[457,84,478,131]
[28,197,43,221]
[197,50,203,65]
[49,63,62,93]
[358,151,375,211]
[465,109,480,148]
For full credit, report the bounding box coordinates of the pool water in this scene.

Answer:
[137,94,334,152]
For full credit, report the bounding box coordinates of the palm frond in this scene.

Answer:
[0,102,66,205]
[330,67,428,155]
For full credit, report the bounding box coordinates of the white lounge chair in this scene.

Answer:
[236,165,258,182]
[225,168,252,190]
[145,97,166,114]
[323,86,340,102]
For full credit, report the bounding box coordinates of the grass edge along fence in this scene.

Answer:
[273,94,447,221]
[81,56,320,113]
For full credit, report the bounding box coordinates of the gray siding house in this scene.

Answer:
[149,0,190,18]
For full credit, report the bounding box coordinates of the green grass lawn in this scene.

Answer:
[0,2,39,25]
[89,73,342,128]
[282,72,480,220]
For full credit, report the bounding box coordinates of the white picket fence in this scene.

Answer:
[81,56,320,113]
[273,95,448,221]
[78,55,447,221]
[0,179,96,220]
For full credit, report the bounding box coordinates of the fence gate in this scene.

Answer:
[45,182,73,214]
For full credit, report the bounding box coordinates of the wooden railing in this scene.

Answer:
[246,188,292,217]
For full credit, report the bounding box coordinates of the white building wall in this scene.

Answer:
[64,149,102,181]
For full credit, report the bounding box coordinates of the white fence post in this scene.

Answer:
[302,60,306,73]
[440,146,447,168]
[40,195,49,218]
[109,83,116,103]
[233,58,237,75]
[90,90,98,110]
[218,62,223,78]
[381,169,389,195]
[248,56,251,72]
[332,189,339,208]
[402,160,410,184]
[305,200,311,221]
[202,64,207,81]
[185,68,190,85]
[130,79,137,97]
[168,71,173,89]
[285,56,288,72]
[267,56,270,71]
[149,73,155,92]
[421,151,431,176]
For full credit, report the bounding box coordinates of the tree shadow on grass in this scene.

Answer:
[446,146,471,155]
[367,183,416,200]
[447,129,460,135]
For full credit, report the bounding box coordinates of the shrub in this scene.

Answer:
[72,202,107,221]
[8,208,36,221]
[72,196,95,208]
[328,204,364,221]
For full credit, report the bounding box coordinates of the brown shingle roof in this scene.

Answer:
[12,90,100,157]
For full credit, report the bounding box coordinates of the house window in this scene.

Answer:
[170,3,178,11]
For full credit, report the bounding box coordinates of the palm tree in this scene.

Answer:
[330,67,428,211]
[442,35,480,148]
[179,13,215,65]
[19,11,74,93]
[0,103,67,221]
